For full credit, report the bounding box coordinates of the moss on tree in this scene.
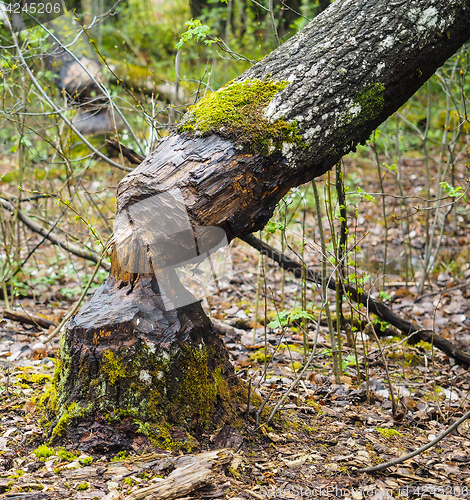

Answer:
[354,82,386,125]
[178,79,304,156]
[39,293,253,452]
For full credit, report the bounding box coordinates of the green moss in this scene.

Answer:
[77,482,89,491]
[302,425,319,433]
[44,330,251,445]
[20,373,52,385]
[79,456,93,466]
[51,402,92,440]
[376,427,403,438]
[178,79,304,156]
[305,400,323,414]
[174,347,228,427]
[280,344,304,354]
[249,348,272,364]
[101,350,130,385]
[353,82,385,125]
[290,361,303,372]
[57,449,79,462]
[34,445,54,459]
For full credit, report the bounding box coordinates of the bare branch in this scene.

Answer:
[0,197,110,270]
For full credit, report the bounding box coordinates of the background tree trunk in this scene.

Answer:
[48,0,470,449]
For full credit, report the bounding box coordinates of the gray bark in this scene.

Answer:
[117,0,470,242]
[241,0,470,180]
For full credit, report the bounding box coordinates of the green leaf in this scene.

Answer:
[175,19,213,49]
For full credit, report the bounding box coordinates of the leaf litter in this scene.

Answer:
[1,157,470,498]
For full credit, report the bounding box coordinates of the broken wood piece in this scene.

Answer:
[128,449,232,500]
[3,309,57,329]
[106,139,145,165]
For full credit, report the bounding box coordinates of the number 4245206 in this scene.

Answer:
[3,3,62,14]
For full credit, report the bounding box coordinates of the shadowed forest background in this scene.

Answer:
[0,0,470,498]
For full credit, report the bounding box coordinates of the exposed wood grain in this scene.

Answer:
[128,450,232,500]
[115,0,470,249]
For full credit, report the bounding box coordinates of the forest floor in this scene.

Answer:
[1,152,470,499]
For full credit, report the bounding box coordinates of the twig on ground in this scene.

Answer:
[240,234,470,367]
[2,309,57,329]
[0,197,110,270]
[355,408,470,473]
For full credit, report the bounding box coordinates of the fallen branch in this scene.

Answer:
[2,309,57,329]
[241,234,470,367]
[0,197,110,270]
[355,407,470,474]
[106,138,145,165]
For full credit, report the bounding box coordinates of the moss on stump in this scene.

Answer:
[40,274,251,453]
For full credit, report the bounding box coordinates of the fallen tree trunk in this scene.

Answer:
[46,0,470,448]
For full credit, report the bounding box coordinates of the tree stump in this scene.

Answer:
[42,0,470,450]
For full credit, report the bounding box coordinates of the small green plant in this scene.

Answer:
[77,482,89,491]
[123,477,135,487]
[379,291,391,301]
[440,181,465,200]
[34,445,54,460]
[112,450,130,461]
[341,353,357,371]
[268,308,315,329]
[373,318,391,331]
[79,456,93,466]
[265,221,286,234]
[175,19,217,49]
[7,470,25,479]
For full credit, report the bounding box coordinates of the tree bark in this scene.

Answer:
[47,0,470,449]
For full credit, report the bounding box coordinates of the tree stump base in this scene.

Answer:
[41,274,249,453]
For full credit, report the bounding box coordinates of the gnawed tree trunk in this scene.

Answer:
[44,0,470,449]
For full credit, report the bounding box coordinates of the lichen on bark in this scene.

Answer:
[177,79,304,156]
